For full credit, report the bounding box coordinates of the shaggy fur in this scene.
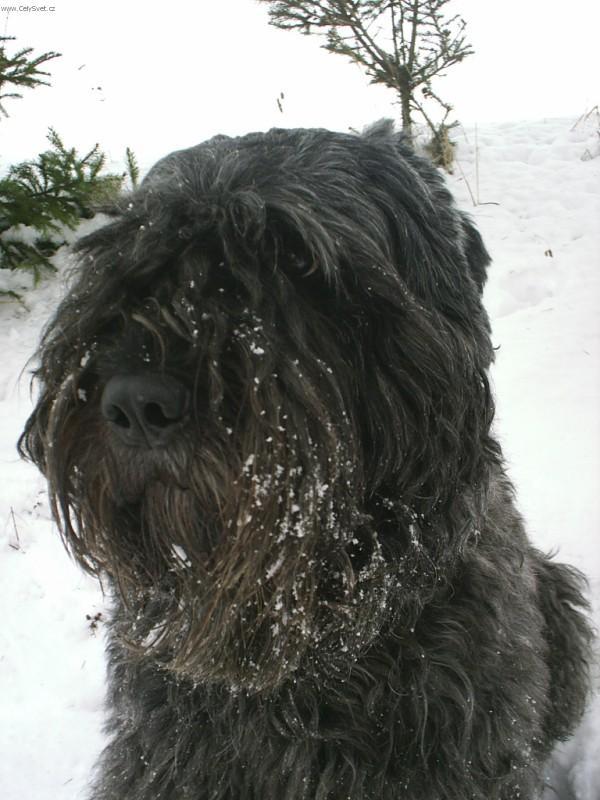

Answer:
[20,122,592,799]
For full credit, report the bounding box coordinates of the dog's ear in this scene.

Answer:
[459,212,490,295]
[362,121,491,297]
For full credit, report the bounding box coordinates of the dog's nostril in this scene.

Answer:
[105,404,132,429]
[101,374,190,447]
[144,402,172,429]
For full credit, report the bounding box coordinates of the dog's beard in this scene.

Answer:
[46,394,404,692]
[81,456,396,691]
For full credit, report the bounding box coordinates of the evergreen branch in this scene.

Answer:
[0,36,60,117]
[247,1,475,146]
[125,147,140,189]
[1,129,124,274]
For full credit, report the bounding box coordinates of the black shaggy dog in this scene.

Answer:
[20,122,592,799]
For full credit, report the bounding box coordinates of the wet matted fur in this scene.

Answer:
[20,122,593,799]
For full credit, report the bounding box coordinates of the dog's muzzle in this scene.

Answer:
[100,373,190,448]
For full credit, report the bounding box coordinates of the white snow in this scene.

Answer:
[0,116,598,799]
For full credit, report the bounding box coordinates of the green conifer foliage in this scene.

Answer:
[0,38,129,290]
[1,129,122,281]
[0,35,60,118]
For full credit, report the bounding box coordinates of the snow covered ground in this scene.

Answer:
[1,116,598,799]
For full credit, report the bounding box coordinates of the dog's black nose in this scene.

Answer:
[101,374,190,448]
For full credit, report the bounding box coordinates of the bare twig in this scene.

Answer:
[259,1,474,146]
[475,122,479,205]
[453,156,477,207]
[9,507,21,550]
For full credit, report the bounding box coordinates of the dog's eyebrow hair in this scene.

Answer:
[158,306,189,339]
[130,309,167,354]
[19,124,592,800]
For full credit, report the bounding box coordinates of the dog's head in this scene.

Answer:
[19,123,497,690]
